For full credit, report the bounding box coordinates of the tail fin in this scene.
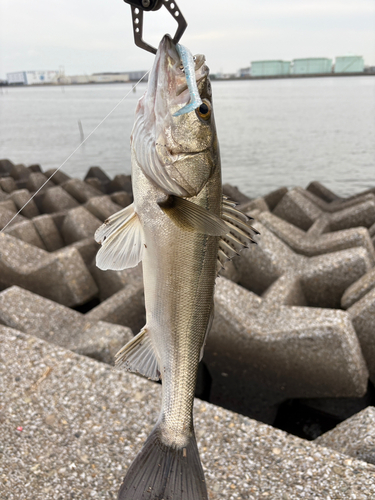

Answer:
[117,425,207,500]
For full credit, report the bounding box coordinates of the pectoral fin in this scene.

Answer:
[95,203,144,270]
[115,327,160,381]
[158,195,228,236]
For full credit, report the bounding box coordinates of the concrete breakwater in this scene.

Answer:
[1,157,375,499]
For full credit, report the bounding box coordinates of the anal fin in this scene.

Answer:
[115,327,160,381]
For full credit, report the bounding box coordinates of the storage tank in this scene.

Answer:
[251,60,291,77]
[334,56,364,73]
[292,58,332,74]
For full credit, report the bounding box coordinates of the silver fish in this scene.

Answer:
[95,35,257,500]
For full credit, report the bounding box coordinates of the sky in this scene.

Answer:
[0,0,375,80]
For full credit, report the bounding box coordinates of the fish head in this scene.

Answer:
[132,35,219,197]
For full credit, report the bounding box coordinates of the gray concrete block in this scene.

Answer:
[68,237,99,266]
[84,176,106,193]
[204,278,368,420]
[0,286,132,364]
[61,206,102,244]
[26,172,49,192]
[106,173,132,194]
[41,185,80,213]
[10,163,30,180]
[263,186,289,210]
[0,176,17,193]
[84,165,111,184]
[348,288,375,384]
[0,233,98,307]
[327,199,375,231]
[2,327,374,500]
[273,188,322,230]
[239,197,269,213]
[44,168,71,184]
[4,220,46,249]
[0,203,26,230]
[342,268,375,309]
[110,190,132,207]
[222,183,251,204]
[33,214,65,252]
[27,163,42,173]
[234,222,372,308]
[86,280,146,335]
[306,180,342,203]
[258,211,375,264]
[62,178,103,203]
[84,195,123,222]
[300,187,375,213]
[10,189,40,218]
[315,407,375,465]
[0,187,8,201]
[0,158,13,176]
[90,262,143,301]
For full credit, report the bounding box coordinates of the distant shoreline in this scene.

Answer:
[1,72,374,87]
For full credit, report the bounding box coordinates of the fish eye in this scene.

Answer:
[196,100,211,121]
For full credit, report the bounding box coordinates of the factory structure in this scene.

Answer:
[4,56,369,85]
[248,55,365,78]
[5,69,148,86]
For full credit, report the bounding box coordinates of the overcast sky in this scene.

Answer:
[1,0,374,79]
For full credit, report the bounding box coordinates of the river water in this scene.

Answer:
[0,76,374,198]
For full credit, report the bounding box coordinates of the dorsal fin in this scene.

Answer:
[217,195,259,272]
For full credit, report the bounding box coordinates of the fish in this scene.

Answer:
[95,34,257,500]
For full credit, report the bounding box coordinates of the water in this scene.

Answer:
[0,76,374,198]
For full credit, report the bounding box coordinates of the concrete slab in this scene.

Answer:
[61,206,102,244]
[348,288,375,384]
[306,181,342,203]
[110,191,132,208]
[0,176,17,193]
[62,178,104,203]
[234,222,372,309]
[86,280,146,335]
[257,210,375,264]
[222,183,251,204]
[90,262,143,301]
[315,407,375,465]
[0,233,98,307]
[26,172,49,192]
[10,189,40,218]
[4,220,46,249]
[204,277,368,421]
[273,188,322,230]
[32,214,65,252]
[1,327,374,500]
[341,268,375,309]
[0,286,132,364]
[85,195,123,222]
[44,168,71,184]
[41,185,79,213]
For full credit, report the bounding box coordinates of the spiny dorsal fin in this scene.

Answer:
[95,203,144,271]
[217,195,259,272]
[115,327,160,381]
[158,195,228,236]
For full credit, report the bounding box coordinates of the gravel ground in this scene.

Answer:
[1,326,375,500]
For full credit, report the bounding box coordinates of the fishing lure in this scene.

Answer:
[173,43,203,117]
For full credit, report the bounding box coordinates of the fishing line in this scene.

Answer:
[0,70,150,233]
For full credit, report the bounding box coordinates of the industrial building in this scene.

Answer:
[334,56,364,73]
[292,58,332,74]
[251,60,291,77]
[6,70,60,85]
